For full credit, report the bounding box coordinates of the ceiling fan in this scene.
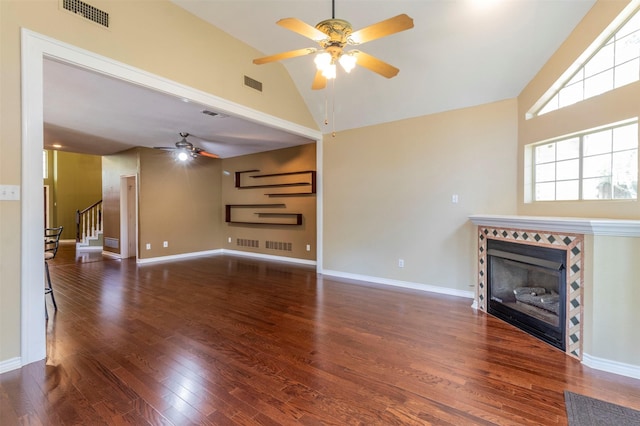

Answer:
[154,133,220,160]
[253,0,414,90]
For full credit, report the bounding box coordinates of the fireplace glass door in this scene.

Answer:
[486,239,567,350]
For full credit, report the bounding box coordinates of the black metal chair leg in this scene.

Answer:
[45,261,58,315]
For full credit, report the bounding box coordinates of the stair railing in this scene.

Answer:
[76,200,103,243]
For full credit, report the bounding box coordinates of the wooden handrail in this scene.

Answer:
[76,200,103,243]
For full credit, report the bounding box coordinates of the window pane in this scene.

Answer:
[612,149,638,199]
[536,163,555,182]
[584,70,614,99]
[583,153,612,178]
[583,177,612,199]
[557,159,579,180]
[617,13,640,39]
[535,143,555,164]
[43,150,48,179]
[558,83,583,107]
[536,182,556,201]
[585,43,614,77]
[566,68,584,86]
[556,180,579,200]
[584,130,612,156]
[538,94,559,116]
[615,32,640,65]
[613,123,638,151]
[556,137,579,160]
[614,58,639,88]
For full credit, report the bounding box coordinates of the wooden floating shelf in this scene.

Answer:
[225,204,302,226]
[235,170,316,195]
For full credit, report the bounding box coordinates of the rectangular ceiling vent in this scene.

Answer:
[62,0,109,28]
[201,110,228,119]
[244,75,263,92]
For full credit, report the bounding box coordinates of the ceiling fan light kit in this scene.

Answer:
[154,132,220,161]
[252,0,414,90]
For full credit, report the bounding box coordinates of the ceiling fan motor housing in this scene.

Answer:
[315,19,352,48]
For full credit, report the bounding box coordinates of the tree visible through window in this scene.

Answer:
[532,121,638,201]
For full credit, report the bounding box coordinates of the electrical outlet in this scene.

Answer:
[306,244,311,251]
[452,194,459,203]
[398,259,405,268]
[163,241,168,248]
[0,185,20,200]
[146,243,151,250]
[228,237,232,243]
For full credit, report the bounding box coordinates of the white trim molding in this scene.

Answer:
[582,353,640,380]
[221,249,317,266]
[321,269,475,299]
[0,357,22,374]
[469,214,640,237]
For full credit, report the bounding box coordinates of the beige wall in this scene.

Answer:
[0,0,314,363]
[47,151,102,241]
[324,100,518,291]
[221,143,317,261]
[138,148,222,258]
[517,1,640,366]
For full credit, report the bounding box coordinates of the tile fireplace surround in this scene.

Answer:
[469,215,640,376]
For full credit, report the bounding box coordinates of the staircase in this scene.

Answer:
[76,200,103,250]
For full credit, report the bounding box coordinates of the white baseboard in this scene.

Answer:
[77,245,103,252]
[136,249,223,264]
[221,249,317,266]
[0,357,21,374]
[582,352,640,380]
[320,269,475,299]
[135,249,316,266]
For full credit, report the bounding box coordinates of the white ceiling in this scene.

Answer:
[43,0,596,158]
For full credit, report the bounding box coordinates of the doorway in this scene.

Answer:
[120,175,137,259]
[21,28,322,366]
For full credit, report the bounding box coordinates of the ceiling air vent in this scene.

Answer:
[244,75,263,92]
[201,110,219,117]
[62,0,109,28]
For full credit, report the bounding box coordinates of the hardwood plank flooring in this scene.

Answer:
[2,242,640,425]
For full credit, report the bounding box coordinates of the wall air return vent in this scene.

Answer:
[61,0,109,28]
[237,238,259,248]
[244,75,263,92]
[265,241,292,252]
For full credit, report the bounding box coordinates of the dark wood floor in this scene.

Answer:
[2,243,640,425]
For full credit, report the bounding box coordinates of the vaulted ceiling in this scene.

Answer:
[43,0,596,157]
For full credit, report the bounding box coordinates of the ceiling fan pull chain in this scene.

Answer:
[324,89,329,125]
[331,78,336,138]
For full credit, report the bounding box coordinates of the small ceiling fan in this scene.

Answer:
[154,133,220,160]
[253,0,414,90]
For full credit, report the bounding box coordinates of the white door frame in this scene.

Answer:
[119,175,138,259]
[20,29,322,366]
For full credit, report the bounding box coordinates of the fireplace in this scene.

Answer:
[472,222,584,359]
[486,239,566,351]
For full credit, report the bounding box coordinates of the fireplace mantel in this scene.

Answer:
[469,215,640,237]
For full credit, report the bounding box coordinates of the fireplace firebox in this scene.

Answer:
[486,239,567,351]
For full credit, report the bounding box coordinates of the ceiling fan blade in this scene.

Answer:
[352,51,399,78]
[253,47,317,65]
[311,69,327,90]
[277,17,327,41]
[198,151,220,159]
[153,147,177,150]
[349,14,414,45]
